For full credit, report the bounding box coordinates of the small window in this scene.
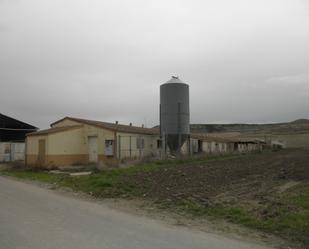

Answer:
[105,140,114,156]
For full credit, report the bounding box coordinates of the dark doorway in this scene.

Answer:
[198,140,203,153]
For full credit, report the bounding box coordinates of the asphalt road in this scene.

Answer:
[0,176,272,249]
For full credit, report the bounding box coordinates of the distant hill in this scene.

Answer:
[154,119,309,134]
[190,119,309,134]
[290,119,309,124]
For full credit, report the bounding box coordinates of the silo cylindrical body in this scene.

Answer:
[160,76,190,154]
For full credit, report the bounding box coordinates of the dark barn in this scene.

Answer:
[0,113,37,142]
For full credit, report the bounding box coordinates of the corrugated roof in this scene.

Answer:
[51,117,159,135]
[191,133,233,143]
[236,137,266,143]
[27,125,83,136]
[0,113,38,130]
[191,133,264,144]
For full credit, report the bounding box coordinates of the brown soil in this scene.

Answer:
[121,149,309,205]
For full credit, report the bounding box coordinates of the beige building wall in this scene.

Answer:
[51,119,117,162]
[45,127,87,166]
[238,144,248,152]
[210,141,218,153]
[26,135,48,166]
[182,139,230,155]
[26,135,47,155]
[202,141,211,153]
[218,143,225,153]
[82,123,116,163]
[27,119,161,167]
[201,141,228,154]
[47,127,84,155]
[177,138,262,155]
[188,139,261,155]
[26,128,88,167]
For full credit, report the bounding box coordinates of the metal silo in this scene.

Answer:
[160,76,190,155]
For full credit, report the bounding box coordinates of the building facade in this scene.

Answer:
[26,117,159,168]
[26,117,265,168]
[187,134,264,155]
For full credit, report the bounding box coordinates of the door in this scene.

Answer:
[38,139,46,165]
[88,137,98,162]
[198,140,203,153]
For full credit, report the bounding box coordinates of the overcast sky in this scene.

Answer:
[1,0,309,129]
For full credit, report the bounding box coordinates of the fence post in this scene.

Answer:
[25,138,27,166]
[9,143,12,162]
[129,136,132,158]
[118,135,121,159]
[139,136,141,159]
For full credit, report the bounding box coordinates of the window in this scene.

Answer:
[105,140,114,156]
[136,137,145,149]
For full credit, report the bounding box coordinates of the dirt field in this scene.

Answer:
[120,149,308,200]
[118,149,309,247]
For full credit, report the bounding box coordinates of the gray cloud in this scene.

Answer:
[1,0,309,128]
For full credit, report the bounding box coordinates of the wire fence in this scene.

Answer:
[117,135,160,160]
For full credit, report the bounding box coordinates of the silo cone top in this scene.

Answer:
[164,76,185,84]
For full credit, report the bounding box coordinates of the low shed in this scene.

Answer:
[189,133,264,154]
[190,133,234,154]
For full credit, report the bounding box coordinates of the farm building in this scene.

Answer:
[26,116,265,168]
[0,113,37,162]
[188,134,264,154]
[26,117,160,168]
[235,138,265,152]
[189,134,234,154]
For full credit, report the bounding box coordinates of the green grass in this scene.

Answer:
[169,198,309,247]
[1,170,65,184]
[0,169,137,197]
[286,184,309,209]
